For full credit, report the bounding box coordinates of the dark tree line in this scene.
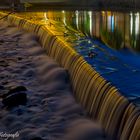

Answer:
[0,0,139,9]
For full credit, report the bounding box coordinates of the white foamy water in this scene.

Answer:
[0,21,110,140]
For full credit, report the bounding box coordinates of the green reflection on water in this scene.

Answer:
[101,28,123,50]
[17,10,140,52]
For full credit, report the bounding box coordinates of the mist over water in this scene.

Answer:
[0,21,109,140]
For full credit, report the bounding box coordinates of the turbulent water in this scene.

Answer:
[0,22,110,140]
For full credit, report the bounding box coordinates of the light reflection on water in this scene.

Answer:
[17,11,140,105]
[43,10,140,52]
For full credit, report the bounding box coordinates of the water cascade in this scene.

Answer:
[0,12,139,140]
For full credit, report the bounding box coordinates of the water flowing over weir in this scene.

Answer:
[0,12,140,140]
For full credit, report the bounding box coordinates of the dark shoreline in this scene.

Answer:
[1,4,140,12]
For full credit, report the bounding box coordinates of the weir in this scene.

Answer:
[0,12,139,140]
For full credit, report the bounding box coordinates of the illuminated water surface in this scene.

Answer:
[18,11,140,106]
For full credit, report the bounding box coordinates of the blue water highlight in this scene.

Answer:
[74,37,140,106]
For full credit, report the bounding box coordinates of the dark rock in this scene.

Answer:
[88,51,97,58]
[5,86,27,97]
[10,86,27,93]
[2,92,27,107]
[30,137,44,140]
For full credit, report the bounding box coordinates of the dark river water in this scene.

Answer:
[19,10,140,106]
